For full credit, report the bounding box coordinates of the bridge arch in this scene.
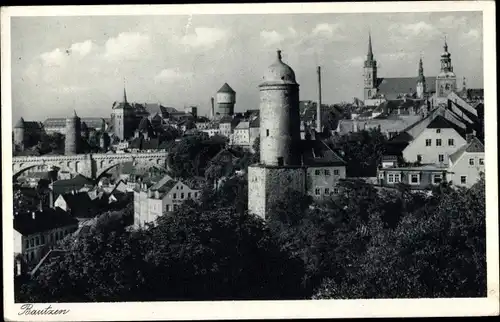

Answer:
[12,164,75,181]
[95,159,168,182]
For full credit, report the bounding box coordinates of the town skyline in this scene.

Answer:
[11,11,483,124]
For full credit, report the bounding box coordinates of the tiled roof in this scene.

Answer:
[52,175,94,196]
[449,136,484,163]
[217,83,236,94]
[301,139,346,166]
[249,116,260,128]
[376,77,436,100]
[234,121,250,129]
[14,208,77,236]
[144,103,169,117]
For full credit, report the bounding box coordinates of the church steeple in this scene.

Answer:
[123,83,128,104]
[440,37,453,73]
[417,57,425,82]
[367,32,374,61]
[363,31,377,100]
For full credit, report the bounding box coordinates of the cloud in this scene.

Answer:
[260,30,286,47]
[380,51,416,61]
[177,27,228,49]
[69,40,93,57]
[439,16,468,29]
[335,56,364,68]
[40,48,67,67]
[154,68,192,82]
[463,29,481,40]
[103,32,151,61]
[312,23,343,39]
[389,21,440,41]
[50,85,88,94]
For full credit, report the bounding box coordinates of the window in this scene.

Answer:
[461,176,467,184]
[173,193,177,199]
[388,174,394,183]
[448,139,454,146]
[333,169,340,175]
[410,174,420,184]
[324,169,331,176]
[188,192,191,198]
[277,157,284,166]
[436,139,442,146]
[469,158,474,165]
[40,235,45,244]
[433,174,442,184]
[479,158,484,165]
[394,174,401,183]
[181,193,185,199]
[417,155,422,162]
[324,188,330,195]
[436,129,441,133]
[266,129,269,137]
[438,154,444,163]
[425,139,432,146]
[30,239,34,248]
[315,188,321,196]
[315,170,321,176]
[333,188,339,194]
[194,192,198,198]
[25,240,29,249]
[166,205,171,212]
[378,172,384,179]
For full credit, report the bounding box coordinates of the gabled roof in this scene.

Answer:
[234,121,250,129]
[14,208,77,236]
[449,136,484,164]
[376,77,436,100]
[217,83,235,94]
[144,103,169,117]
[301,139,346,167]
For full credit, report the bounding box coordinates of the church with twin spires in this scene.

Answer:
[363,33,457,105]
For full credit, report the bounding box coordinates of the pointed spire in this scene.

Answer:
[444,35,448,52]
[367,31,373,58]
[277,49,282,61]
[123,79,128,104]
[74,110,78,117]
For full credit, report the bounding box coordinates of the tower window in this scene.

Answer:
[277,157,284,166]
[266,129,269,137]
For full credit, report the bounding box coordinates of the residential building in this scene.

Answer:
[448,135,485,188]
[14,208,78,266]
[377,164,449,189]
[133,174,201,228]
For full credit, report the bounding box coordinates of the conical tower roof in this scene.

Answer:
[217,83,236,94]
[15,117,25,128]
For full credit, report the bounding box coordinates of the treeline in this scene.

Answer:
[16,174,486,302]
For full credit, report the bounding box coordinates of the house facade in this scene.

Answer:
[133,175,201,228]
[447,136,485,188]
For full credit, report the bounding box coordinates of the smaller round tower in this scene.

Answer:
[216,83,236,117]
[100,132,110,151]
[14,117,26,149]
[81,121,89,140]
[65,111,81,155]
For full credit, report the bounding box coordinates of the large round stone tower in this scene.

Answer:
[247,50,306,219]
[259,49,301,166]
[14,117,26,148]
[65,111,81,155]
[216,83,236,117]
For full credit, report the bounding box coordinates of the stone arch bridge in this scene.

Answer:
[12,152,169,180]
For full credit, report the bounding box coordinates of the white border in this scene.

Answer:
[2,2,498,320]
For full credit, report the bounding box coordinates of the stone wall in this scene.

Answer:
[248,164,306,219]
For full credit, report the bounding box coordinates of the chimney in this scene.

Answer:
[210,97,215,120]
[316,66,322,133]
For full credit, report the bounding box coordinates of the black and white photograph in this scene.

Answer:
[2,2,498,320]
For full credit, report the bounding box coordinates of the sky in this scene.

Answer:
[10,11,483,123]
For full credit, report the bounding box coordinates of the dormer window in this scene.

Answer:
[436,129,441,133]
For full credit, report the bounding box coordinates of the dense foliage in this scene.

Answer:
[330,129,387,177]
[16,175,486,302]
[167,133,226,179]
